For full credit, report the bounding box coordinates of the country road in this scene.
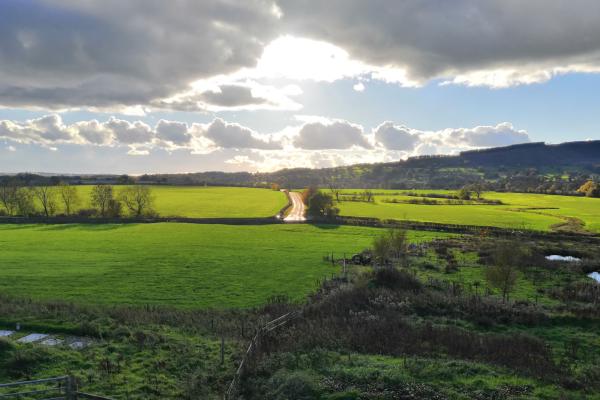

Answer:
[284,191,306,222]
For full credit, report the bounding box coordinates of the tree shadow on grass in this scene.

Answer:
[308,223,341,230]
[37,224,130,232]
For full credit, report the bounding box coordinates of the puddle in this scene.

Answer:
[546,255,581,262]
[589,272,600,283]
[17,333,49,343]
[0,330,14,337]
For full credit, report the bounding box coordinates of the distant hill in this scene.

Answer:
[3,140,600,193]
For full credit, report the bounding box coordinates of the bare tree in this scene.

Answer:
[120,185,155,217]
[328,180,340,202]
[91,185,114,217]
[372,229,408,267]
[15,187,35,216]
[0,180,18,215]
[32,185,57,217]
[58,182,80,215]
[485,241,526,302]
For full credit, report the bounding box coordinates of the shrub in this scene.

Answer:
[267,370,321,400]
[4,347,50,377]
[372,267,422,292]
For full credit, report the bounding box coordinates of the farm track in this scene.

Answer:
[284,192,306,222]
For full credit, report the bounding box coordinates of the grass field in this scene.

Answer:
[37,186,288,218]
[0,223,448,309]
[335,189,600,233]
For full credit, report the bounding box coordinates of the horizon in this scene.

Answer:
[1,1,600,174]
[3,139,599,177]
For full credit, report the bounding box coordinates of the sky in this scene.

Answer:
[1,0,599,174]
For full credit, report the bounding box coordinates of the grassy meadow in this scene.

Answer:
[36,186,288,218]
[335,189,600,233]
[0,223,448,309]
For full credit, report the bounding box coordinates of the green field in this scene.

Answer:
[335,190,600,233]
[0,223,448,308]
[38,186,288,218]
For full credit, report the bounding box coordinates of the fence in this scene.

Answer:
[0,376,113,400]
[225,311,301,400]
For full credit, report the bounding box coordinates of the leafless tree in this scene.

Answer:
[485,241,526,302]
[120,185,155,217]
[32,185,57,217]
[0,180,18,215]
[15,187,35,216]
[91,185,115,217]
[58,182,80,215]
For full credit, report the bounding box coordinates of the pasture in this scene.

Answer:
[38,185,288,218]
[334,189,600,233]
[0,223,448,309]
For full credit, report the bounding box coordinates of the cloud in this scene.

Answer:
[104,118,154,145]
[294,120,371,149]
[156,81,302,112]
[0,114,531,171]
[0,114,282,152]
[155,120,191,146]
[374,122,420,151]
[202,118,282,150]
[374,121,531,154]
[3,0,600,113]
[442,123,530,147]
[278,0,600,87]
[353,82,365,92]
[0,0,280,109]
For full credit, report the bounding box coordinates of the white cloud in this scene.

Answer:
[155,120,191,146]
[374,122,420,151]
[293,119,372,149]
[373,121,531,154]
[201,118,282,150]
[353,82,365,92]
[0,114,532,171]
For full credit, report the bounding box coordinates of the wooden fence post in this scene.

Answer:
[221,336,225,365]
[66,376,76,400]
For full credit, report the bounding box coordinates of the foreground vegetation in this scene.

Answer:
[240,233,600,399]
[1,228,598,399]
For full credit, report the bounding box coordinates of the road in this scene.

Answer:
[284,191,306,222]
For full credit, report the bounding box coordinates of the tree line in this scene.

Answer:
[0,181,155,218]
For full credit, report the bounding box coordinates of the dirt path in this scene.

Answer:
[284,191,306,222]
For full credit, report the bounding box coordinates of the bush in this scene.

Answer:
[326,391,359,400]
[0,337,15,353]
[4,347,50,377]
[372,267,422,292]
[267,370,322,400]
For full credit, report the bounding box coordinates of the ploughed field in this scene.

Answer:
[40,186,288,218]
[335,189,600,233]
[0,223,448,308]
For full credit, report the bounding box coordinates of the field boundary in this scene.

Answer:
[1,215,598,243]
[325,216,600,243]
[0,216,284,225]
